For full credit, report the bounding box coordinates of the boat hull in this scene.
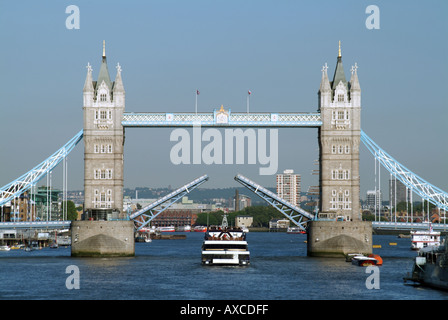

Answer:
[406,245,448,290]
[157,227,175,232]
[351,256,377,267]
[202,253,250,266]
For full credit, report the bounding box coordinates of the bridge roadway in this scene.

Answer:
[372,221,448,232]
[121,112,322,127]
[1,219,447,233]
[0,221,71,230]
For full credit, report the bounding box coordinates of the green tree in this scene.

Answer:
[61,200,78,221]
[196,210,226,226]
[196,205,287,228]
[392,200,436,214]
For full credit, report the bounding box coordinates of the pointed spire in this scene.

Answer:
[96,40,112,91]
[83,62,94,92]
[350,63,360,92]
[319,63,331,93]
[332,41,347,90]
[113,63,125,93]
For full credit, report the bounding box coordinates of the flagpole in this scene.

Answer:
[247,90,251,113]
[195,89,199,114]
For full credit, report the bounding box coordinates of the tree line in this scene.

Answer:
[195,205,286,228]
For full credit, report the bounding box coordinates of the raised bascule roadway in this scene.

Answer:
[1,42,447,256]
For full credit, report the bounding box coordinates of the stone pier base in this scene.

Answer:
[71,220,135,257]
[307,220,372,257]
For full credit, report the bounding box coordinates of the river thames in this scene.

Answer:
[1,232,447,301]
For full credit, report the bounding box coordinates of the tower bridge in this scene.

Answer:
[1,41,447,256]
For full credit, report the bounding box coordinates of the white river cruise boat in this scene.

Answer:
[201,215,250,266]
[410,227,441,250]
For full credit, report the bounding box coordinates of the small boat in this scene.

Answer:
[287,227,305,234]
[345,253,364,262]
[50,242,59,249]
[0,245,11,251]
[194,226,207,232]
[368,254,383,266]
[177,225,191,232]
[156,226,176,232]
[287,227,301,234]
[144,237,152,243]
[410,228,441,250]
[139,227,155,234]
[351,255,378,267]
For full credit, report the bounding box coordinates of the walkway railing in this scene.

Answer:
[0,220,71,229]
[372,221,448,232]
[122,112,322,127]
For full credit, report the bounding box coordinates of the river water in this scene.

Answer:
[1,232,448,301]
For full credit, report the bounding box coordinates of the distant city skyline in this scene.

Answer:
[1,1,447,200]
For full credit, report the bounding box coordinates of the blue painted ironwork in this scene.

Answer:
[361,130,448,211]
[372,221,448,232]
[130,175,209,230]
[0,220,71,230]
[234,174,314,231]
[122,112,322,127]
[0,130,84,207]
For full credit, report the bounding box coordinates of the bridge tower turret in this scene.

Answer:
[83,41,125,220]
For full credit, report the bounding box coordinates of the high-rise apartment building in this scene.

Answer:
[389,179,411,207]
[366,190,382,210]
[276,169,301,206]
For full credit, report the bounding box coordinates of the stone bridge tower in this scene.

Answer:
[318,41,361,221]
[82,41,125,220]
[72,42,133,257]
[308,42,371,257]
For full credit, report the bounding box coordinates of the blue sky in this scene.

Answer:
[0,0,447,199]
